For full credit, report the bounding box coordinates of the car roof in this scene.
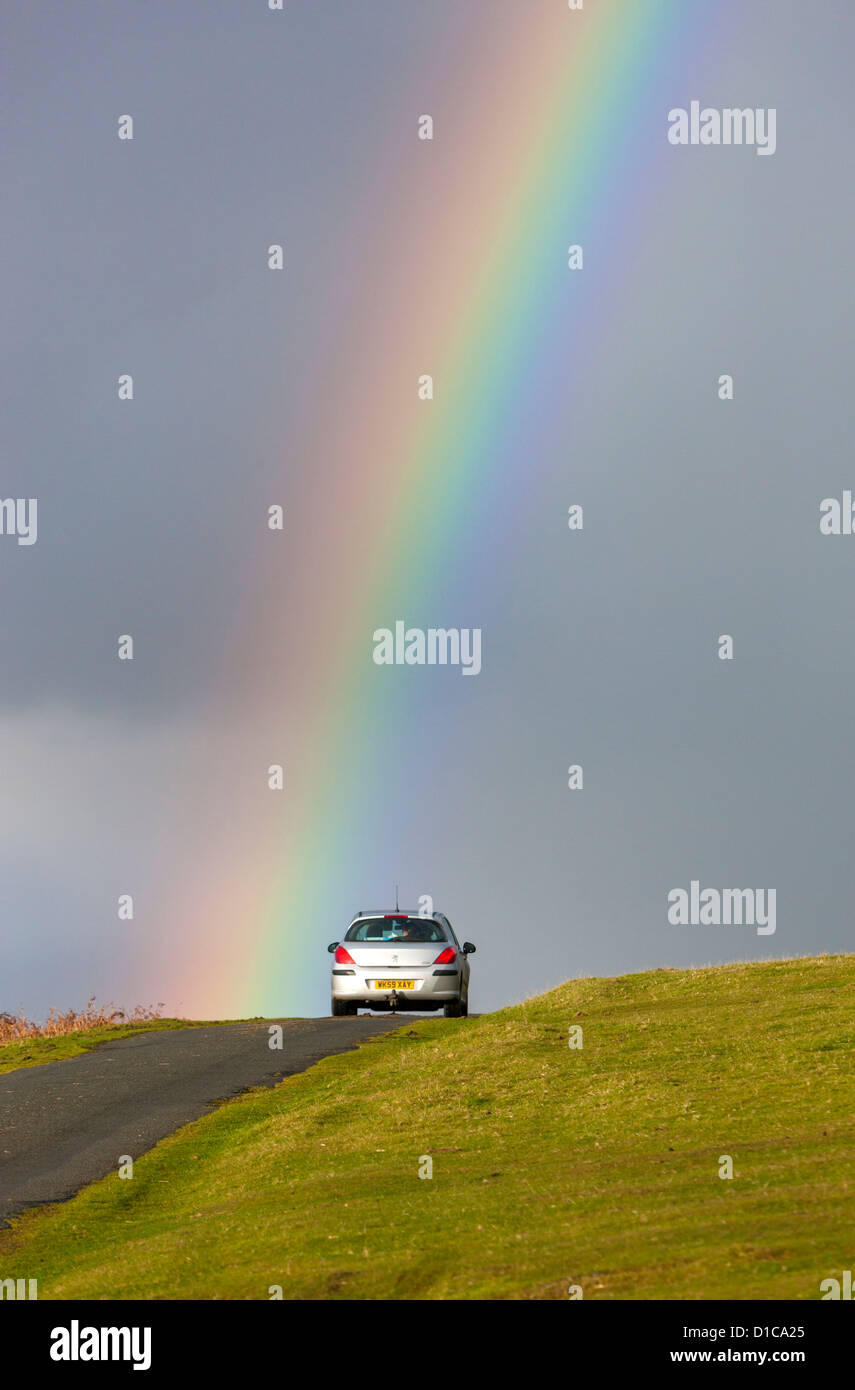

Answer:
[348,910,447,924]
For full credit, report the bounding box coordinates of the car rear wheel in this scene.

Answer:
[332,998,357,1017]
[444,998,464,1018]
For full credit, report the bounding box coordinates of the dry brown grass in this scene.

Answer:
[0,998,163,1043]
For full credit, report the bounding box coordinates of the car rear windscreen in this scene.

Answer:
[345,917,448,943]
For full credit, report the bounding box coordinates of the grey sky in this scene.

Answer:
[3,1,853,1018]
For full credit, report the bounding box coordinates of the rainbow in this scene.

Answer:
[172,1,705,1017]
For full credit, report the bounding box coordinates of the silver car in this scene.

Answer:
[329,911,475,1017]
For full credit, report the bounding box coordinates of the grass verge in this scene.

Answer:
[0,1020,224,1075]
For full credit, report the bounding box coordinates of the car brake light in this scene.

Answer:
[334,945,356,965]
[433,946,456,964]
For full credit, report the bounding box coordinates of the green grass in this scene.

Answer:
[0,1019,224,1075]
[1,955,853,1300]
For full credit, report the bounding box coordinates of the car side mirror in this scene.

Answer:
[327,941,339,954]
[463,942,476,954]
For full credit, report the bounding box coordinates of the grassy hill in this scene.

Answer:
[1,955,853,1299]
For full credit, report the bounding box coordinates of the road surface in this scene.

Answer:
[0,1016,403,1226]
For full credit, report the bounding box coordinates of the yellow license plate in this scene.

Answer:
[373,980,416,990]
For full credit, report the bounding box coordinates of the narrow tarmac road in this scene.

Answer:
[0,1016,403,1226]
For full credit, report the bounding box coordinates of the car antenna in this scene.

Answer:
[395,882,399,911]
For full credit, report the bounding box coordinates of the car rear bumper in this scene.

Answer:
[331,968,462,1009]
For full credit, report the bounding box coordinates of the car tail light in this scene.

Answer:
[433,946,457,965]
[334,945,356,965]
